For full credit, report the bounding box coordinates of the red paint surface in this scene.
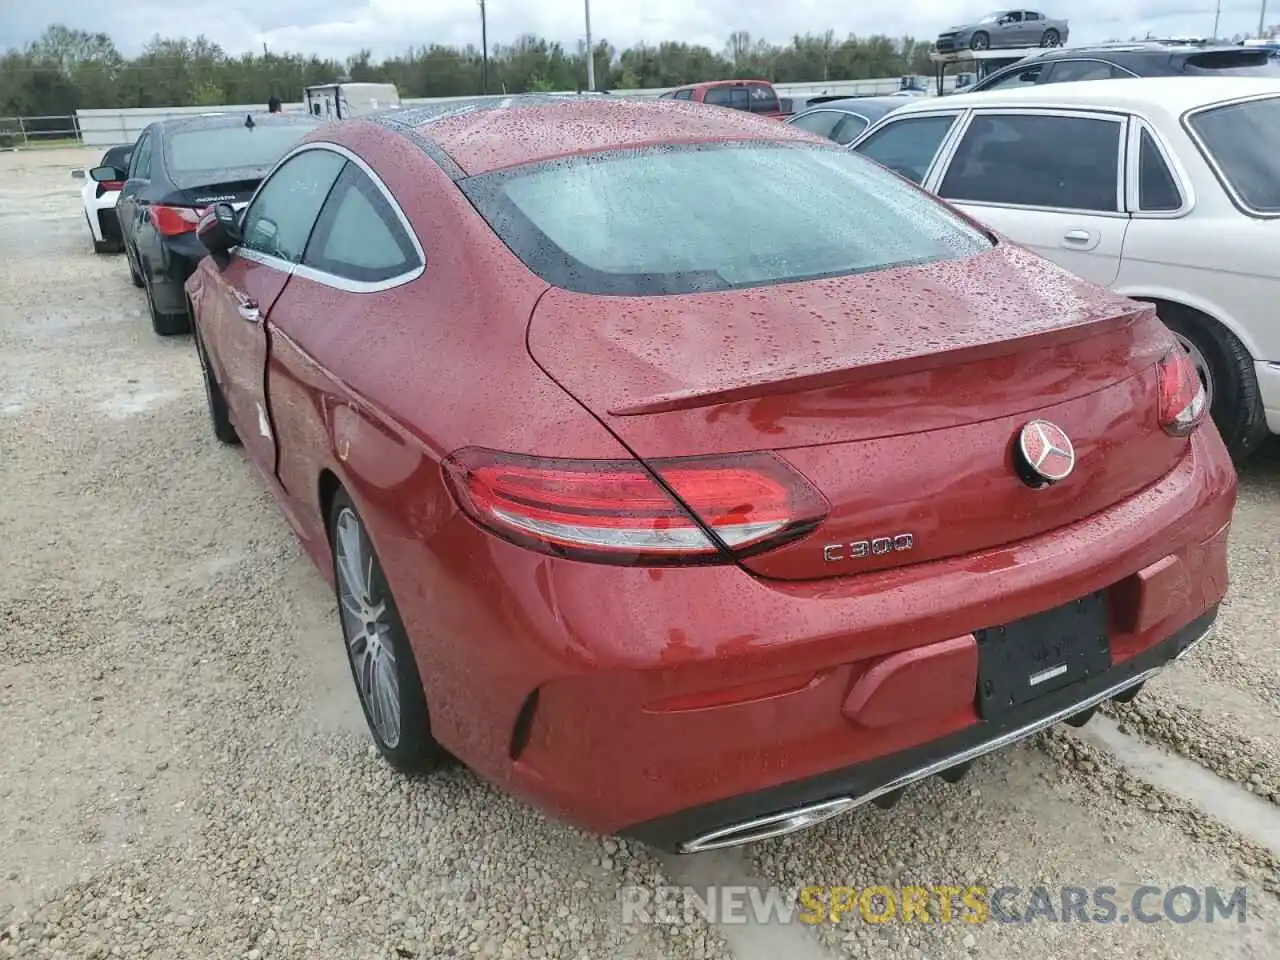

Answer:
[187,101,1238,837]
[843,635,978,729]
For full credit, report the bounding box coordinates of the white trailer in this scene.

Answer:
[304,82,402,120]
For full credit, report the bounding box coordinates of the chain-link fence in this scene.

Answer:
[0,115,81,149]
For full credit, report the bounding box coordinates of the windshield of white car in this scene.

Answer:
[1186,95,1280,214]
[979,12,1005,21]
[462,141,993,296]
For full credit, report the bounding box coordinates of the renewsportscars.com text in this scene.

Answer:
[618,884,1249,926]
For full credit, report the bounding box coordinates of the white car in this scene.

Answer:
[849,76,1280,462]
[71,144,132,254]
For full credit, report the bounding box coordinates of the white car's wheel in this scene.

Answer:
[85,213,115,255]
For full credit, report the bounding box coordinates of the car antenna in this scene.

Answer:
[244,113,256,130]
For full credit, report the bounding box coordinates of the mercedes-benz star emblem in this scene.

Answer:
[1017,419,1075,485]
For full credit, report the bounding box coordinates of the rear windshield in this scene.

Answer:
[462,142,993,296]
[1180,50,1280,76]
[1186,95,1280,214]
[703,84,780,113]
[165,122,319,182]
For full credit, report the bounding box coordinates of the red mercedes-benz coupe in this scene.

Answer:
[186,96,1236,854]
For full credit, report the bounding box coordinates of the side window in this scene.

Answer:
[790,110,844,139]
[1044,60,1127,83]
[939,113,1121,212]
[1137,128,1182,212]
[1025,11,1043,20]
[978,63,1045,90]
[832,114,871,145]
[302,164,421,284]
[674,89,693,101]
[852,114,958,184]
[704,86,746,109]
[240,149,347,263]
[129,132,153,179]
[746,85,780,113]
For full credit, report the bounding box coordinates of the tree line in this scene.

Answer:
[1,24,939,120]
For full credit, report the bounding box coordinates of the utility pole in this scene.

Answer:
[584,0,595,91]
[1213,0,1222,38]
[479,0,489,94]
[1260,0,1270,37]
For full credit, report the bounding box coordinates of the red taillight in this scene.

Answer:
[95,180,124,197]
[151,205,210,237]
[441,448,828,565]
[1157,349,1207,436]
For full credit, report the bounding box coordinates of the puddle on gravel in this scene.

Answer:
[97,387,180,420]
[1077,715,1280,855]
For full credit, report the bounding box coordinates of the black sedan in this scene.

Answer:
[967,40,1280,93]
[91,112,319,335]
[784,96,906,146]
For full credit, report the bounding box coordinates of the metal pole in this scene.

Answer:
[479,0,489,94]
[1213,0,1222,38]
[1261,0,1270,37]
[584,0,595,91]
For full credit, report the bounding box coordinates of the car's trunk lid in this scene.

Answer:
[527,244,1186,581]
[158,178,263,211]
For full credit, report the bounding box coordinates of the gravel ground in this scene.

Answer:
[2,146,1278,960]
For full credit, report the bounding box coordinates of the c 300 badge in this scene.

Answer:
[823,534,914,562]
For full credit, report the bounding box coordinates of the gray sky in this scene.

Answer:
[1,1,1271,60]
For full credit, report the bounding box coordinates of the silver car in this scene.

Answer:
[935,10,1069,53]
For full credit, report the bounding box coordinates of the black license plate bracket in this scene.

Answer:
[975,590,1111,720]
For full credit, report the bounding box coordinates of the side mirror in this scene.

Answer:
[90,165,126,183]
[197,202,243,265]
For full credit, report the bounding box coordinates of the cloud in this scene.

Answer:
[2,0,1272,61]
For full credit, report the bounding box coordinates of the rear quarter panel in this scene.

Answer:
[261,124,648,765]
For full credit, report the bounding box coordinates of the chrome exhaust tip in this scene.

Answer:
[680,797,858,854]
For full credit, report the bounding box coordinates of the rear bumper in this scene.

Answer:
[627,608,1215,853]
[399,426,1236,846]
[1256,361,1280,434]
[147,235,205,315]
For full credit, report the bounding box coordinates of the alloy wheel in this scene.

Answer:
[333,507,402,748]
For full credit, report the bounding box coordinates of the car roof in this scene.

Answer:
[376,96,810,176]
[893,76,1280,114]
[680,79,775,92]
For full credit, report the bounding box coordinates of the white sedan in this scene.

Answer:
[849,76,1280,462]
[71,143,132,254]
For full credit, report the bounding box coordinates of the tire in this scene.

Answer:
[1040,29,1061,47]
[192,314,239,446]
[1155,304,1269,462]
[970,31,990,50]
[144,272,190,336]
[86,213,115,254]
[329,489,447,773]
